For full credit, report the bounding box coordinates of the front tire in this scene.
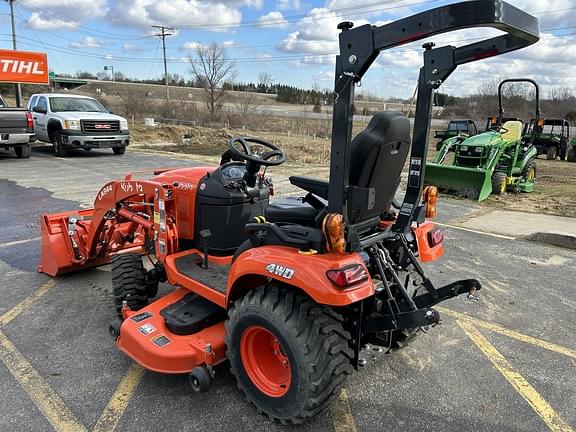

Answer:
[491,171,507,195]
[113,146,126,155]
[111,254,158,314]
[14,144,31,158]
[226,285,353,424]
[52,132,69,157]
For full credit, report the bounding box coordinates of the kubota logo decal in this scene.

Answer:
[266,264,294,280]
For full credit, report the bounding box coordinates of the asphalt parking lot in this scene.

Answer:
[1,146,575,432]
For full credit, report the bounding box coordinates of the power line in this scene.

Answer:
[5,0,22,106]
[152,25,175,106]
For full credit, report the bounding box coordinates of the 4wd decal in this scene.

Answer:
[265,264,294,280]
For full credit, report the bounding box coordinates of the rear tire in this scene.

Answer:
[14,144,31,158]
[567,148,576,162]
[113,146,126,155]
[111,254,158,314]
[546,146,558,160]
[52,132,69,157]
[491,171,507,195]
[522,159,537,183]
[226,285,353,424]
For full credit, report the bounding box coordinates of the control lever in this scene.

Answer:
[199,229,211,269]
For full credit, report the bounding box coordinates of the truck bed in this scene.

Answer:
[0,108,31,134]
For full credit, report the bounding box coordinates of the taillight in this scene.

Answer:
[423,186,437,219]
[322,213,346,254]
[428,228,444,247]
[326,264,368,288]
[26,112,33,128]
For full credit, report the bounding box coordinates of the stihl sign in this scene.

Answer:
[0,49,49,84]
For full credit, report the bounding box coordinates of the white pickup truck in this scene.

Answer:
[28,93,130,156]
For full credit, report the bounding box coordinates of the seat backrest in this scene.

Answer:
[347,111,411,224]
[501,120,523,142]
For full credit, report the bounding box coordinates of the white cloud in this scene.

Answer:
[25,12,79,30]
[257,11,288,28]
[69,36,103,49]
[181,41,205,51]
[22,0,107,28]
[104,54,114,60]
[122,43,142,52]
[315,70,334,81]
[108,0,244,30]
[277,0,300,10]
[222,40,236,48]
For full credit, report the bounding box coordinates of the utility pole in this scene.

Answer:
[152,25,174,108]
[7,0,22,107]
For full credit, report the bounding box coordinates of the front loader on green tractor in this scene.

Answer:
[425,79,539,201]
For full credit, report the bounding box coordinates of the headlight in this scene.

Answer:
[474,147,483,153]
[120,119,129,130]
[63,120,80,130]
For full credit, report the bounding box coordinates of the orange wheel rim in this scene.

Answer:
[240,326,291,397]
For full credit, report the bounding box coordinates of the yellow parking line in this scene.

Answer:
[0,280,56,327]
[331,389,357,432]
[458,321,574,432]
[438,307,576,360]
[92,363,145,432]
[0,237,41,249]
[0,329,87,432]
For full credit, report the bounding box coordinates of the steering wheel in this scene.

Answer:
[228,136,286,167]
[498,126,509,134]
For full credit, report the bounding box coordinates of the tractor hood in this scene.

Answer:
[457,131,501,148]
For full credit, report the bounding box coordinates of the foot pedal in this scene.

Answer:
[160,293,225,336]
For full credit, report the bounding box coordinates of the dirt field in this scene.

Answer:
[132,123,576,217]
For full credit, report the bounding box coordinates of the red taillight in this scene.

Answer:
[26,112,33,128]
[428,228,444,247]
[326,264,368,288]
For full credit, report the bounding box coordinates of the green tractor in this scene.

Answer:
[425,79,539,201]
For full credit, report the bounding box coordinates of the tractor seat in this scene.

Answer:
[501,120,523,142]
[265,196,320,225]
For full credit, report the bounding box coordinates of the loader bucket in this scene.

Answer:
[424,163,493,201]
[39,208,109,277]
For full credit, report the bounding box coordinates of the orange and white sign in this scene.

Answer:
[0,49,48,84]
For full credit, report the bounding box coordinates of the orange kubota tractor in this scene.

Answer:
[39,1,538,424]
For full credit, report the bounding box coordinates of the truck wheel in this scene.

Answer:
[567,148,576,162]
[14,144,31,158]
[226,285,353,424]
[546,146,558,160]
[491,171,507,195]
[52,132,69,157]
[111,254,158,314]
[113,147,126,155]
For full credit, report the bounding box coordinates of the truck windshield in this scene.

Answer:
[49,97,107,113]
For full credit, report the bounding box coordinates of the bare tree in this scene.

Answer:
[258,72,273,91]
[189,43,236,117]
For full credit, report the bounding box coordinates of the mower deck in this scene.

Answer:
[117,287,227,374]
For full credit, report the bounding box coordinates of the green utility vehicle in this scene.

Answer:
[434,119,478,150]
[522,118,569,160]
[568,137,576,162]
[425,79,539,201]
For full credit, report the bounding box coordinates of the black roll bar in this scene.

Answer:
[498,78,541,125]
[327,0,539,234]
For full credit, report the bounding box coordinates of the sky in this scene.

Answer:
[0,0,575,99]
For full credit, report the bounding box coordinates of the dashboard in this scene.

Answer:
[220,162,246,182]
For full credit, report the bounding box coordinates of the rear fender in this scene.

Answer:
[413,221,444,263]
[518,147,538,172]
[226,246,374,307]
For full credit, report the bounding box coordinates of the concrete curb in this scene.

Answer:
[524,232,576,250]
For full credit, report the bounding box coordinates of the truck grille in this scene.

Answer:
[81,120,120,134]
